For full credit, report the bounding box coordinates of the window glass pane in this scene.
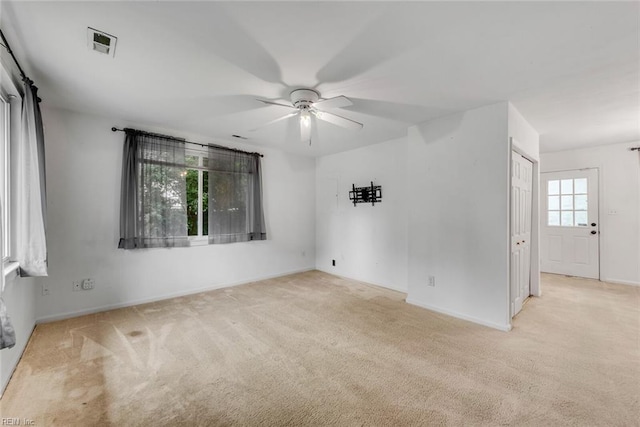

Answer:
[561,195,573,210]
[210,170,248,235]
[548,180,560,195]
[574,178,587,194]
[186,169,198,236]
[574,211,588,227]
[561,211,573,226]
[185,155,198,167]
[203,157,209,168]
[202,171,208,236]
[574,194,587,210]
[561,179,573,195]
[548,196,559,210]
[140,162,187,239]
[548,211,560,226]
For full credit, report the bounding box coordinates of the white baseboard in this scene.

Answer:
[36,267,315,324]
[316,268,408,294]
[601,278,640,287]
[405,298,512,332]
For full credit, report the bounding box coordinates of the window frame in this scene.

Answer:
[0,91,10,264]
[0,63,21,275]
[547,178,589,228]
[185,145,209,245]
[0,94,13,266]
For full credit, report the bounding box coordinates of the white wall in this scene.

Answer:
[36,107,316,321]
[509,103,540,163]
[406,102,512,330]
[315,137,408,292]
[541,141,640,285]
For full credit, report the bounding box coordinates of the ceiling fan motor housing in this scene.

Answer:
[290,89,319,109]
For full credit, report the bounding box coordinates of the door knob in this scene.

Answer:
[591,223,597,227]
[590,230,597,235]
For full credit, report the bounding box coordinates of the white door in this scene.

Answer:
[511,151,533,317]
[541,169,599,279]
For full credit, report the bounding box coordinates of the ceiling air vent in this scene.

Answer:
[87,27,117,57]
[232,135,248,140]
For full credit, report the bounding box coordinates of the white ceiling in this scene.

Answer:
[2,1,638,156]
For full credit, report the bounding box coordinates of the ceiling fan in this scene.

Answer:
[255,89,363,144]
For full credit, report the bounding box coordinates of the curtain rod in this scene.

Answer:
[111,127,264,158]
[0,28,28,81]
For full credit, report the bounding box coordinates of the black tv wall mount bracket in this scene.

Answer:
[349,182,382,206]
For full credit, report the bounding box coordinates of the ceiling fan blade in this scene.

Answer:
[312,110,363,131]
[251,112,298,131]
[257,99,296,109]
[312,95,353,110]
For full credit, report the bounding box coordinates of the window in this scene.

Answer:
[0,92,10,263]
[207,145,265,244]
[119,130,266,249]
[547,178,588,227]
[185,151,209,240]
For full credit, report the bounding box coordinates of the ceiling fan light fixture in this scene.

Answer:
[300,110,311,128]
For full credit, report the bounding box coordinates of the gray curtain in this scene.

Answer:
[208,147,266,244]
[17,79,48,276]
[0,297,16,350]
[0,197,16,350]
[119,130,188,248]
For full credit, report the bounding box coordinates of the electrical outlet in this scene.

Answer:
[72,281,81,292]
[82,278,95,290]
[42,284,50,296]
[428,276,436,287]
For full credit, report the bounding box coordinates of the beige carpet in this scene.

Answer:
[1,271,638,426]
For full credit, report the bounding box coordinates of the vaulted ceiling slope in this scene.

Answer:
[2,1,638,156]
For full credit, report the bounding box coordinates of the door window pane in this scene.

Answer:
[574,194,587,210]
[546,176,591,228]
[574,211,588,227]
[561,211,573,226]
[574,178,587,194]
